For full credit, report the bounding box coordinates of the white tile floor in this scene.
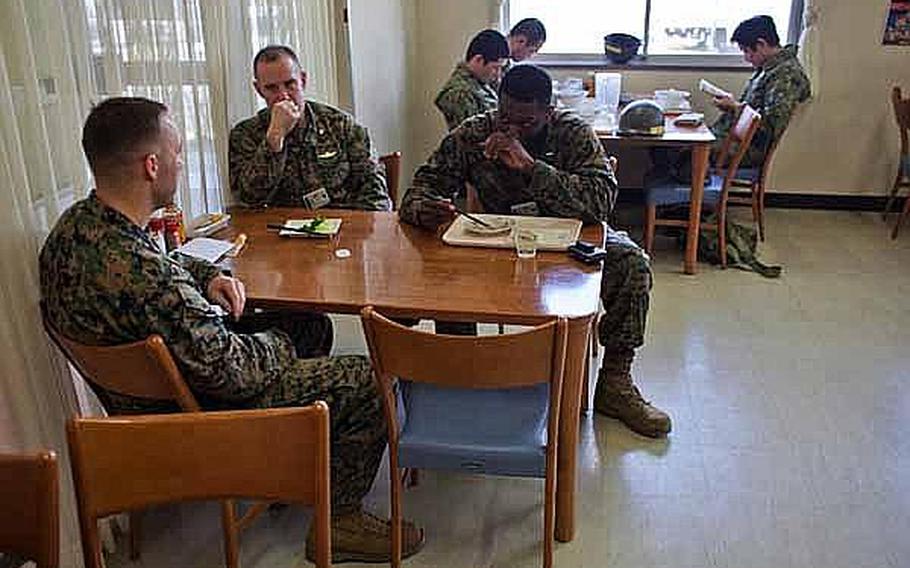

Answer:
[107,209,910,568]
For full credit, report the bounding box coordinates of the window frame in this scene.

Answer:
[503,0,804,71]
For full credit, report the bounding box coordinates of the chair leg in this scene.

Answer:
[718,208,728,269]
[391,464,403,568]
[221,500,240,568]
[883,170,904,219]
[756,180,766,242]
[129,511,142,560]
[892,186,910,240]
[643,205,657,254]
[543,465,556,568]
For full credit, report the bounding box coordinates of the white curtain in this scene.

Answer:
[89,0,224,220]
[798,0,820,99]
[0,0,90,565]
[1,0,345,563]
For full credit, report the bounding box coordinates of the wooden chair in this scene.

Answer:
[727,115,794,242]
[40,309,267,568]
[361,306,567,568]
[0,451,59,568]
[379,152,402,208]
[67,407,331,568]
[883,86,910,238]
[643,105,762,268]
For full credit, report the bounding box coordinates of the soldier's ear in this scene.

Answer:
[299,70,308,91]
[143,153,159,181]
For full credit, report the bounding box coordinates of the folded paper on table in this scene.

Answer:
[187,213,231,238]
[280,218,342,237]
[176,237,234,263]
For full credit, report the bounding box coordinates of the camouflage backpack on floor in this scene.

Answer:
[698,214,783,278]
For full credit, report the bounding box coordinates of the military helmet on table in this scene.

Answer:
[618,100,665,136]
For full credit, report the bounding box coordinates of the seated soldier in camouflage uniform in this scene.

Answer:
[40,97,424,563]
[230,45,391,210]
[712,15,810,167]
[655,15,810,182]
[401,65,672,438]
[435,29,510,131]
[507,17,547,63]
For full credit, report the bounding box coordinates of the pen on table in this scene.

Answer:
[427,196,493,228]
[266,223,330,236]
[227,233,247,257]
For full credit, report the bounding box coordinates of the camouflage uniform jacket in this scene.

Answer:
[435,63,499,131]
[400,109,616,227]
[229,100,391,210]
[39,193,297,414]
[712,44,810,166]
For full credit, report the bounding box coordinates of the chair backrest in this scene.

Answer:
[67,406,332,568]
[715,104,762,187]
[0,451,59,568]
[40,304,200,412]
[360,306,568,447]
[379,152,402,208]
[894,86,910,157]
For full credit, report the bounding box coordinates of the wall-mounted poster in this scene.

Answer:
[883,1,910,45]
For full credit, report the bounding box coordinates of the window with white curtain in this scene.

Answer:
[85,0,221,220]
[507,0,802,61]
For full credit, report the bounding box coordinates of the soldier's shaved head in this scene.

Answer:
[82,97,169,176]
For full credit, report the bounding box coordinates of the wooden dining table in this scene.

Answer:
[597,117,716,274]
[222,208,605,543]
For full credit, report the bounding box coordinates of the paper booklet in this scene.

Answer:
[699,79,732,100]
[176,237,234,263]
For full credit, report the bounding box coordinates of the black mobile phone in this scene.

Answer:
[567,241,607,264]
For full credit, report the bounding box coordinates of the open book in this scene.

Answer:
[699,79,732,100]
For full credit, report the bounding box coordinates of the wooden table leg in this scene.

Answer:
[555,314,595,542]
[685,143,712,274]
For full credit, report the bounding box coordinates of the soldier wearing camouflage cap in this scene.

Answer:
[41,97,424,563]
[435,29,510,131]
[229,45,391,211]
[402,65,672,438]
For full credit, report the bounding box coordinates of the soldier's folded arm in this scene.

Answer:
[154,282,297,403]
[399,134,468,228]
[343,121,393,211]
[526,127,616,223]
[229,123,288,206]
[171,252,224,291]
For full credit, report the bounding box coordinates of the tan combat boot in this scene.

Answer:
[305,508,425,563]
[593,350,671,438]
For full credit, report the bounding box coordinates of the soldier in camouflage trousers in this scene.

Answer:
[230,45,391,211]
[435,29,510,131]
[402,65,671,438]
[40,97,423,563]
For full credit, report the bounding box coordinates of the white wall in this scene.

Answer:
[398,0,910,197]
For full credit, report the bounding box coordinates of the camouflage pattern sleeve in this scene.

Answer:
[435,88,488,131]
[151,267,297,402]
[528,119,616,223]
[399,131,470,228]
[171,252,223,291]
[340,120,393,211]
[761,67,809,142]
[229,117,288,206]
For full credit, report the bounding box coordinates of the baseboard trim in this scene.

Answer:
[616,188,906,212]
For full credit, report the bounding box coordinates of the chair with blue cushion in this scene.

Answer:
[643,104,762,268]
[360,307,568,568]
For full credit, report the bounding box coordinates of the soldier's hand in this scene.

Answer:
[416,197,456,228]
[207,275,246,321]
[266,97,301,151]
[484,132,534,173]
[713,95,740,113]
